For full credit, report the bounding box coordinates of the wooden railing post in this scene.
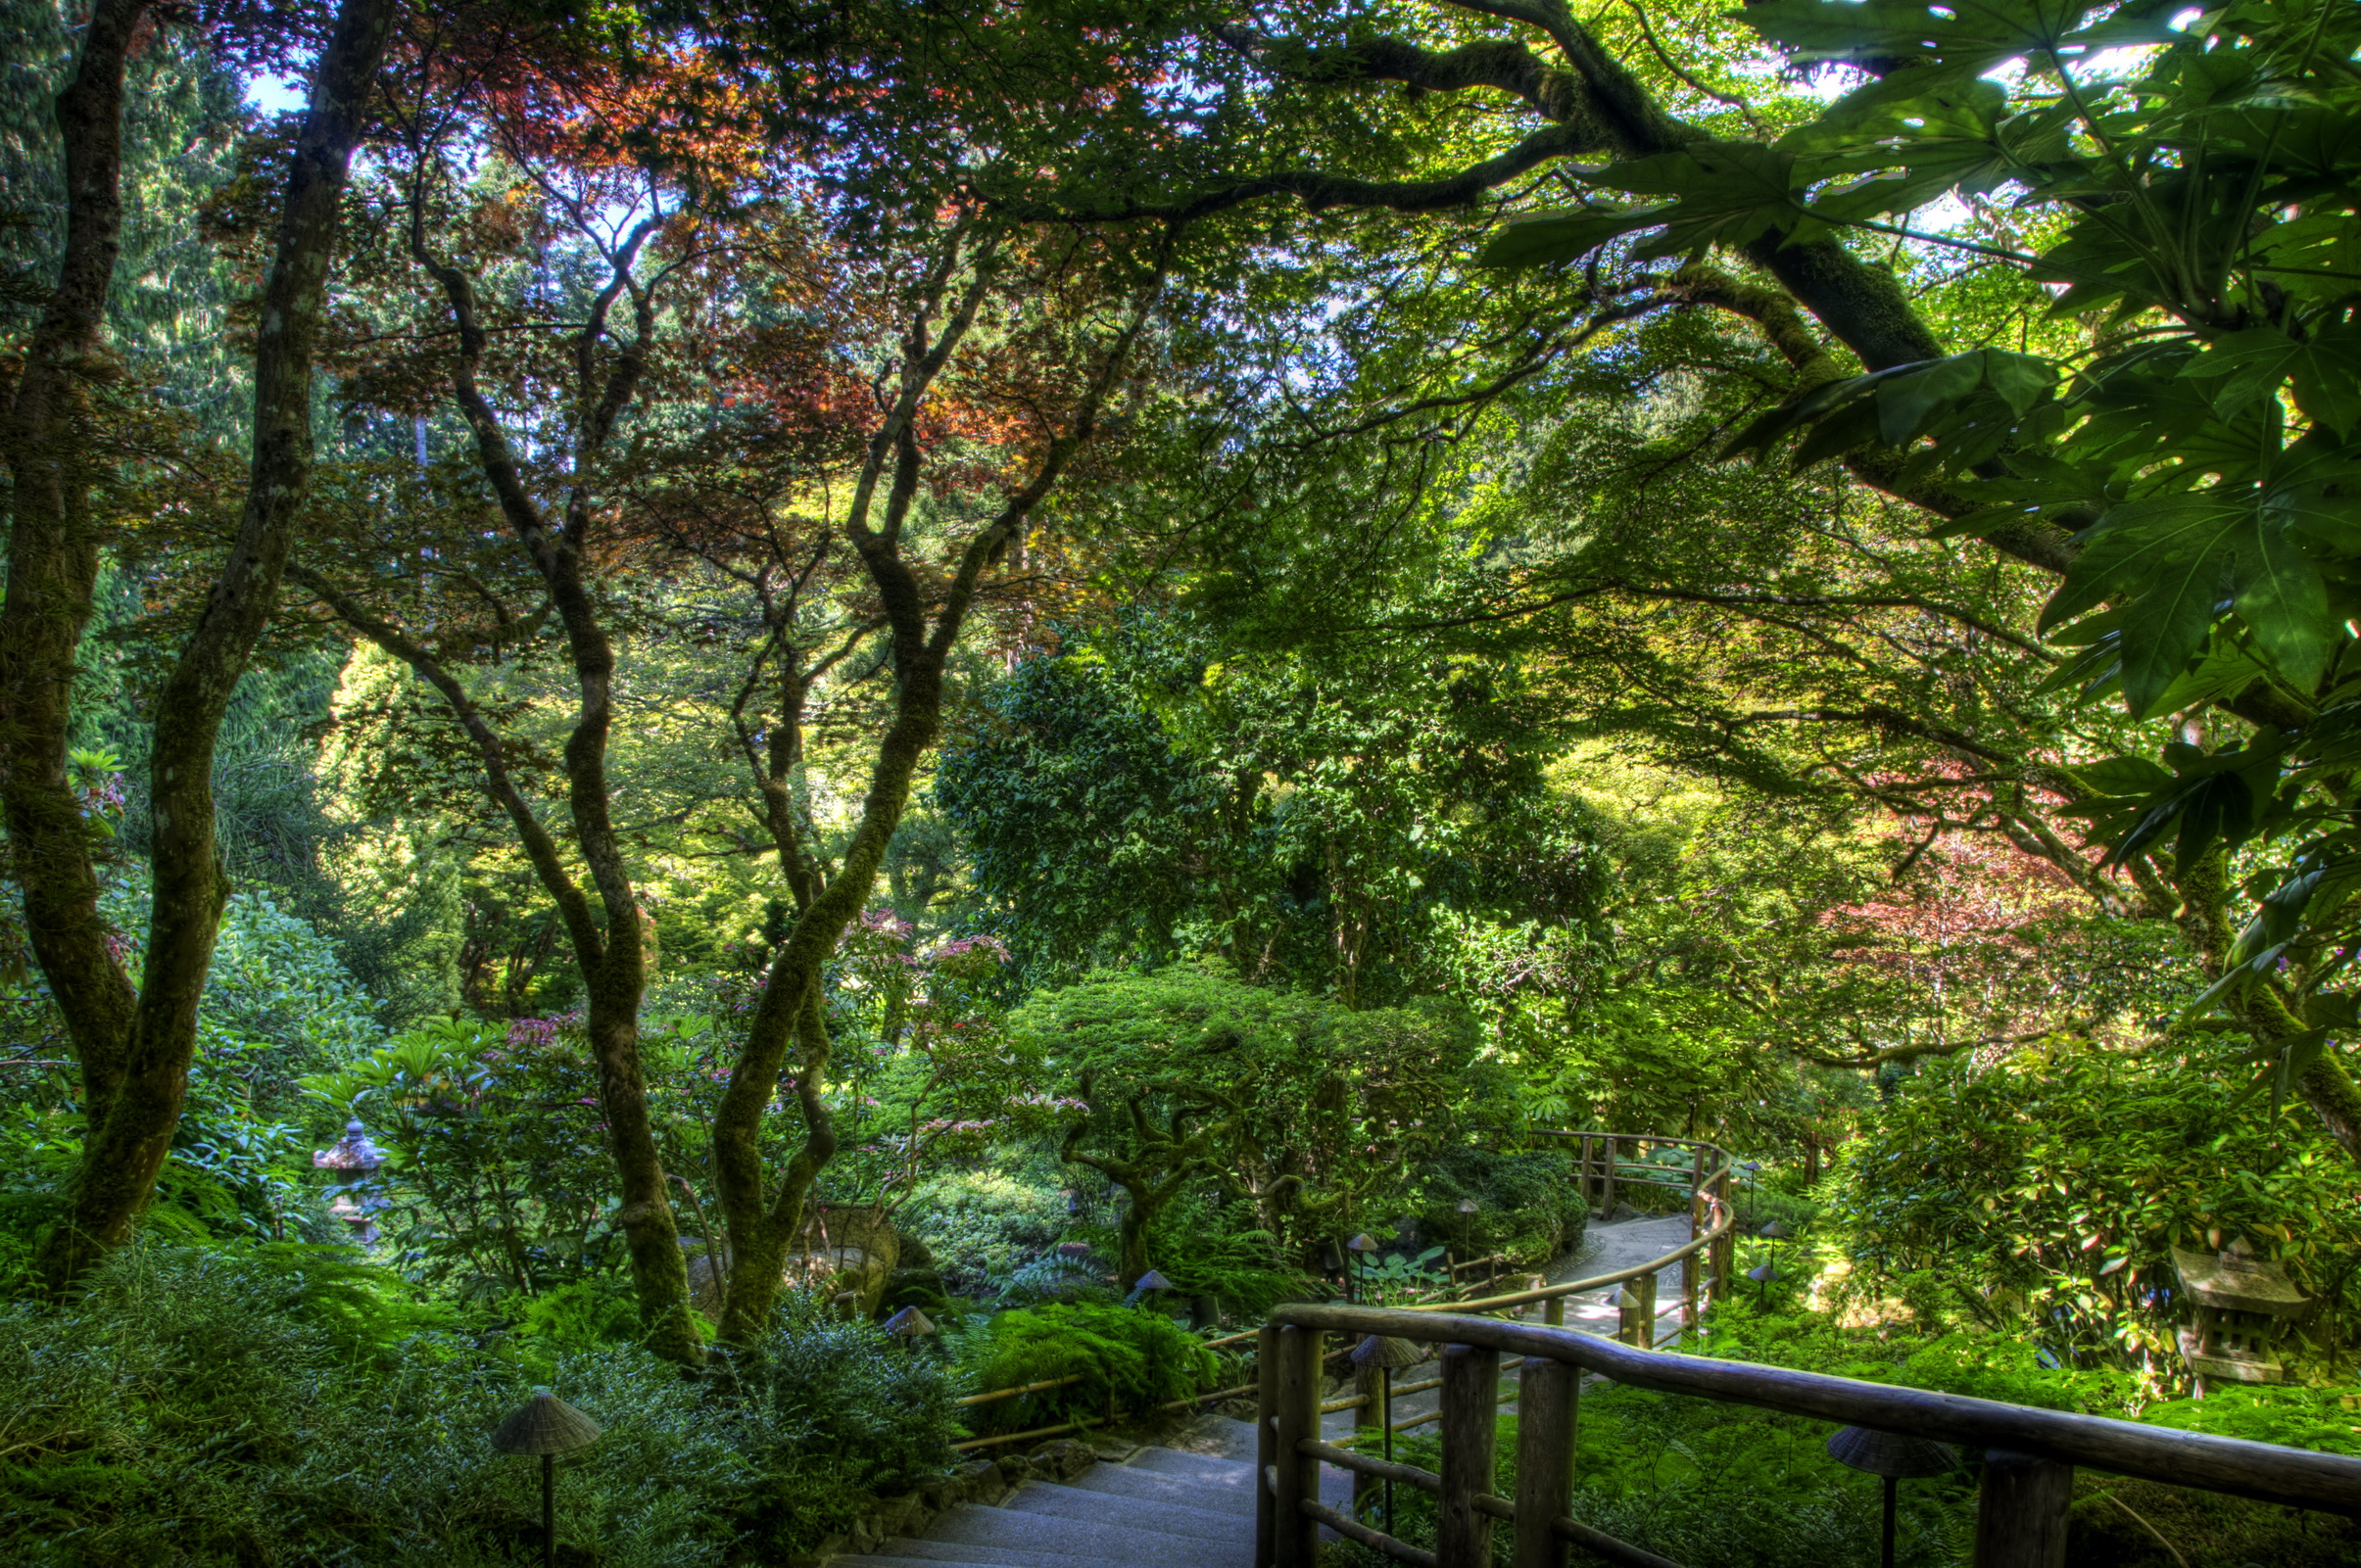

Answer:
[1682,1145,1706,1336]
[1350,1357,1382,1516]
[1255,1325,1279,1568]
[1600,1135,1618,1219]
[1577,1133,1594,1212]
[1271,1324,1325,1568]
[1709,1163,1734,1305]
[1438,1343,1500,1568]
[1513,1357,1578,1568]
[1973,1449,2073,1568]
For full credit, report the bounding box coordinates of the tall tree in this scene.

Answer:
[1,0,397,1289]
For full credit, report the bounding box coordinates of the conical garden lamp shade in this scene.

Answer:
[1759,1220,1795,1240]
[1134,1269,1173,1292]
[1348,1233,1379,1253]
[1826,1425,1955,1478]
[493,1391,601,1568]
[1350,1334,1424,1368]
[883,1307,937,1338]
[492,1390,602,1456]
[1827,1425,1955,1568]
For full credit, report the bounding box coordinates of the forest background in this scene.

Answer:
[3,0,2360,1563]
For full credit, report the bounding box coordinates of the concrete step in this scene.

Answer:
[1067,1462,1256,1515]
[847,1543,1127,1568]
[912,1500,1255,1568]
[1126,1445,1258,1488]
[1001,1479,1243,1544]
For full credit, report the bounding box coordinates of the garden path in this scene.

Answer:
[1319,1210,1697,1436]
[833,1216,1705,1567]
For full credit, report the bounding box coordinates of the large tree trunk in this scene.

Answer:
[0,0,148,1155]
[5,0,397,1291]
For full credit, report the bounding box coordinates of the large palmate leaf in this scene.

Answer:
[2181,322,2361,440]
[2043,450,2361,710]
[1743,0,2183,112]
[1476,204,1665,268]
[1478,144,1822,268]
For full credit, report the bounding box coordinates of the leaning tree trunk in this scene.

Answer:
[6,0,397,1292]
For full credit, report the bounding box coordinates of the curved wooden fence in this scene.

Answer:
[1252,1136,2361,1568]
[951,1129,1737,1452]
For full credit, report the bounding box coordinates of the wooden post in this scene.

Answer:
[1577,1134,1594,1212]
[1437,1344,1500,1568]
[1972,1449,2073,1568]
[1272,1325,1325,1568]
[1600,1135,1617,1220]
[1351,1358,1382,1517]
[1615,1286,1647,1348]
[1683,1145,1706,1334]
[1255,1325,1278,1568]
[1545,1293,1566,1329]
[1709,1162,1734,1305]
[1512,1357,1578,1568]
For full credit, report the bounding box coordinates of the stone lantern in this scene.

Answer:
[313,1117,389,1246]
[2171,1237,2313,1392]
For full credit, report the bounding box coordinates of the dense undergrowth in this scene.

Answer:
[0,1243,962,1566]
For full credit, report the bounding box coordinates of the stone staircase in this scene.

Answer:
[832,1417,1344,1568]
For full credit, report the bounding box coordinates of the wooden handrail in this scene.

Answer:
[954,1126,1739,1472]
[1270,1303,2361,1518]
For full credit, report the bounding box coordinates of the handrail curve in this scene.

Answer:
[1273,1303,2361,1517]
[952,1128,1729,1453]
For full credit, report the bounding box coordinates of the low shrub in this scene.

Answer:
[1420,1146,1588,1265]
[899,1167,1072,1291]
[949,1301,1220,1432]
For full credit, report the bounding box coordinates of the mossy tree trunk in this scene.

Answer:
[3,0,396,1293]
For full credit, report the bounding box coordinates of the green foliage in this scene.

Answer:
[1833,1038,2361,1374]
[1419,1147,1589,1266]
[301,1019,629,1302]
[1355,1394,1971,1568]
[0,1240,963,1564]
[949,1301,1220,1432]
[734,1309,966,1543]
[899,1167,1075,1292]
[939,611,1602,1007]
[1010,965,1501,1254]
[1140,1186,1317,1319]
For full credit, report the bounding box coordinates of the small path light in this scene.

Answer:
[1347,1233,1378,1305]
[882,1306,937,1346]
[1825,1425,1955,1568]
[1126,1268,1173,1307]
[1453,1199,1479,1277]
[1754,1219,1794,1308]
[491,1388,602,1568]
[1352,1335,1424,1532]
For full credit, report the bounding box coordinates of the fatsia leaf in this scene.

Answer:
[2181,321,2361,439]
[1476,205,1662,268]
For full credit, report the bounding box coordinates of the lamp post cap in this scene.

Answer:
[883,1307,938,1337]
[1825,1425,1956,1478]
[491,1391,602,1455]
